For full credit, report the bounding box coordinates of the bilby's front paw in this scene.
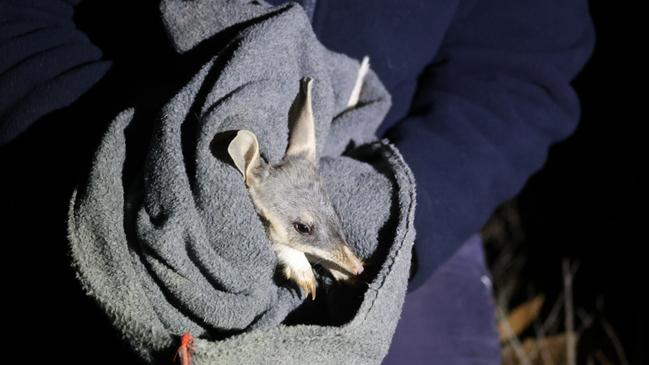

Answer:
[282,261,317,300]
[274,243,317,300]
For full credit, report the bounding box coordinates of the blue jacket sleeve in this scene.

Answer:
[385,0,595,290]
[0,0,110,145]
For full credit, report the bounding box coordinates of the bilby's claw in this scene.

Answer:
[283,264,317,300]
[274,243,318,300]
[302,277,317,301]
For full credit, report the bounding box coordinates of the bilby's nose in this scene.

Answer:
[353,261,364,275]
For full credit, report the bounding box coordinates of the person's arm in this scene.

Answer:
[384,0,595,290]
[0,0,110,145]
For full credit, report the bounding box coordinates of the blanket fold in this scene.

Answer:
[68,1,416,363]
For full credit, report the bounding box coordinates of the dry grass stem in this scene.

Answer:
[499,307,532,365]
[533,315,553,365]
[562,259,578,365]
[601,319,629,365]
[543,291,565,334]
[498,295,545,342]
[502,334,567,365]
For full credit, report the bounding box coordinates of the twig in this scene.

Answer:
[542,291,564,334]
[526,284,553,365]
[498,295,544,342]
[563,259,578,365]
[577,308,594,333]
[493,254,524,309]
[602,318,630,365]
[533,314,553,365]
[498,307,532,365]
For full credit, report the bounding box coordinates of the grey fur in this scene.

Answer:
[67,1,416,364]
[256,157,350,255]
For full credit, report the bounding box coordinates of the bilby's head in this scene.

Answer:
[227,78,364,280]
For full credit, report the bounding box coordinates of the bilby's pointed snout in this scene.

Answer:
[337,245,364,276]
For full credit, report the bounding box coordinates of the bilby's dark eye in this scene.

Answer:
[293,222,312,235]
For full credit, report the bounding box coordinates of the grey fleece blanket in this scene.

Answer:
[67,1,416,363]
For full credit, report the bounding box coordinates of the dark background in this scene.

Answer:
[486,1,647,363]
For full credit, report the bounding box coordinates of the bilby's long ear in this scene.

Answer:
[228,130,264,186]
[286,78,316,163]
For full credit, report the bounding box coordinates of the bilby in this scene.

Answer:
[227,77,365,300]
